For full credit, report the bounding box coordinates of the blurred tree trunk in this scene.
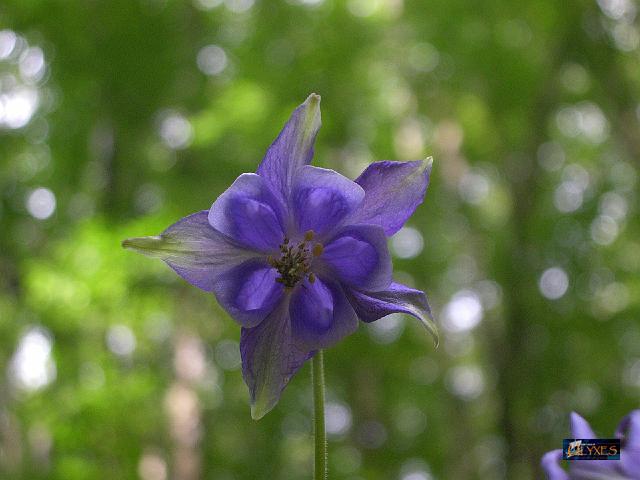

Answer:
[492,11,572,478]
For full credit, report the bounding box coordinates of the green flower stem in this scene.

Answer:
[312,350,327,480]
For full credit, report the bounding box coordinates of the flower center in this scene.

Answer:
[268,230,323,289]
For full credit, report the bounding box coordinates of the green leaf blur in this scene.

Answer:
[1,1,639,479]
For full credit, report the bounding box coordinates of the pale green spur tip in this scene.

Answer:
[300,93,321,143]
[250,393,275,420]
[121,236,167,258]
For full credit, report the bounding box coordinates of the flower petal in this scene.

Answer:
[567,412,620,479]
[209,173,286,252]
[615,410,640,449]
[615,410,640,479]
[346,282,439,346]
[240,300,313,419]
[256,94,321,202]
[321,224,391,291]
[351,158,433,236]
[290,278,359,349]
[122,211,255,292]
[540,450,569,480]
[290,279,333,335]
[291,165,365,237]
[570,412,597,438]
[214,260,284,328]
[621,451,640,480]
[571,462,621,478]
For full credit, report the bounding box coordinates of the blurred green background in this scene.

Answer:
[1,0,639,479]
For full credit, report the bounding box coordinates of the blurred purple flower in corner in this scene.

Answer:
[123,94,436,419]
[542,410,640,479]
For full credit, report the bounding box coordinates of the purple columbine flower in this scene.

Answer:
[542,410,640,479]
[123,94,437,419]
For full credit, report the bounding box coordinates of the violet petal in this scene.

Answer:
[122,211,256,292]
[540,450,569,480]
[321,224,392,292]
[615,410,640,479]
[240,300,313,420]
[570,412,597,439]
[256,94,321,202]
[291,165,365,237]
[569,412,618,477]
[351,158,432,236]
[209,173,286,252]
[213,260,284,328]
[289,278,358,350]
[347,282,438,346]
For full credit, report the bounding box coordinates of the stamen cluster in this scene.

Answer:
[268,230,323,289]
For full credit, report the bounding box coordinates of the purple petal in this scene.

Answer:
[541,450,569,480]
[122,211,255,292]
[567,412,619,478]
[616,410,640,449]
[346,282,438,346]
[350,158,433,236]
[290,278,359,349]
[240,300,313,419]
[621,450,640,480]
[290,279,333,335]
[291,165,365,237]
[321,224,391,291]
[615,410,640,479]
[209,173,286,252]
[570,462,620,478]
[213,260,284,328]
[570,412,597,438]
[256,94,321,202]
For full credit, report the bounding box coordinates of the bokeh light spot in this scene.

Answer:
[19,46,45,82]
[442,290,483,332]
[106,325,137,357]
[356,420,387,449]
[347,0,382,17]
[193,0,223,9]
[539,267,569,300]
[138,451,168,480]
[225,0,254,13]
[159,111,193,150]
[325,402,352,437]
[197,44,228,76]
[9,327,56,391]
[391,226,424,259]
[1,87,39,129]
[446,365,485,400]
[590,215,619,246]
[0,30,17,59]
[26,187,56,219]
[368,313,405,344]
[214,339,241,370]
[458,170,490,204]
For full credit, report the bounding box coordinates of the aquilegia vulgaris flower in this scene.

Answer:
[123,94,437,419]
[542,410,640,479]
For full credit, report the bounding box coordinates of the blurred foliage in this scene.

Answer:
[1,0,639,479]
